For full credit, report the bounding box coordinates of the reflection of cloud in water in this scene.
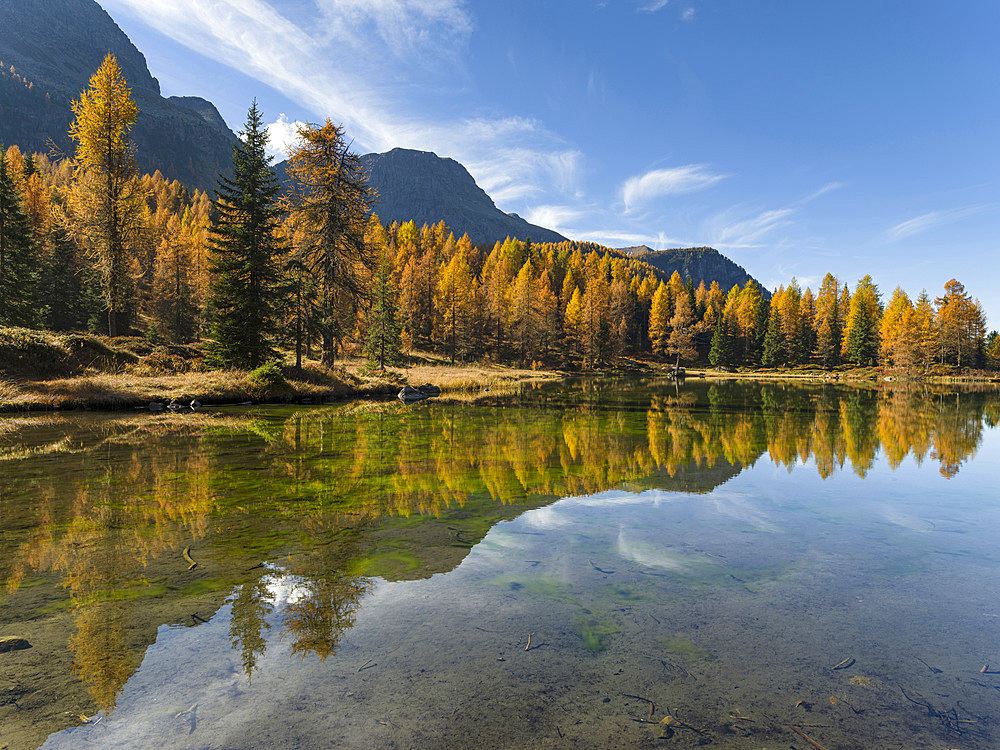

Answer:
[615,527,690,571]
[708,490,780,532]
[874,505,934,533]
[520,504,571,530]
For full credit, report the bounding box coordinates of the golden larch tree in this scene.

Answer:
[286,119,374,365]
[68,53,144,336]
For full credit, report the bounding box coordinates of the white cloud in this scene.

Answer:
[706,207,795,249]
[638,0,670,12]
[799,181,846,204]
[885,205,985,242]
[703,181,843,250]
[469,147,583,206]
[102,0,579,209]
[265,114,306,158]
[621,164,726,213]
[523,205,586,232]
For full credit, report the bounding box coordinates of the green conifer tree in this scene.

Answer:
[364,256,403,369]
[750,293,770,365]
[0,147,40,326]
[761,304,785,367]
[207,101,286,368]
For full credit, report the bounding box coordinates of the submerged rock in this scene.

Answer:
[398,385,427,402]
[0,636,31,653]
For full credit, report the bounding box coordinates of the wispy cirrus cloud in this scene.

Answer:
[621,164,726,213]
[885,205,986,242]
[709,207,796,248]
[101,0,581,206]
[704,181,845,250]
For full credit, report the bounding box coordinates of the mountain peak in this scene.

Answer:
[359,148,567,245]
[0,0,236,191]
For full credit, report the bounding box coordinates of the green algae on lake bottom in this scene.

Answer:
[1,380,1000,749]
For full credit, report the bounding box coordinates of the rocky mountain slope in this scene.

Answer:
[623,246,766,292]
[0,0,235,191]
[357,148,568,246]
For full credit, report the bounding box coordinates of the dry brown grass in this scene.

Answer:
[0,341,565,412]
[339,351,562,395]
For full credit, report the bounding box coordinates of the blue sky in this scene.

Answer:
[97,0,1000,326]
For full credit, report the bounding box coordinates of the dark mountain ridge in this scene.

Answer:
[623,246,767,294]
[357,148,568,246]
[0,0,235,191]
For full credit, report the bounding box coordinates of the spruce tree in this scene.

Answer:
[39,224,97,330]
[751,293,770,364]
[761,305,785,367]
[709,317,731,368]
[0,147,40,326]
[207,101,285,368]
[364,256,403,369]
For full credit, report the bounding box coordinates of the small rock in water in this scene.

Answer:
[189,399,201,410]
[0,636,31,653]
[167,400,184,411]
[397,385,427,402]
[148,402,164,412]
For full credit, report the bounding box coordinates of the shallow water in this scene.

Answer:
[2,379,1000,748]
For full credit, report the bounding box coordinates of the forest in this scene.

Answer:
[0,54,997,375]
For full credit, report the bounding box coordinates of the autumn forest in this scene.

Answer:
[0,54,997,375]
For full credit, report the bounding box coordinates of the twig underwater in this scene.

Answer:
[788,724,830,750]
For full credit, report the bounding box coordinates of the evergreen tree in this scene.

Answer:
[761,303,785,367]
[813,273,840,365]
[39,223,96,331]
[708,315,734,368]
[364,255,402,369]
[750,290,770,364]
[207,101,285,368]
[0,147,40,326]
[843,275,881,365]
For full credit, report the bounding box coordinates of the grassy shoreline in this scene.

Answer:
[685,366,1000,385]
[2,327,997,412]
[0,360,565,412]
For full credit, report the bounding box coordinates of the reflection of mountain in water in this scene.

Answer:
[0,381,998,744]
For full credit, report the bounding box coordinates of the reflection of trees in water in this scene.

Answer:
[228,533,372,680]
[69,600,139,714]
[1,384,998,713]
[284,572,370,662]
[228,571,273,681]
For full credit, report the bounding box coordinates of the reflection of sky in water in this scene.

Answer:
[42,432,1000,749]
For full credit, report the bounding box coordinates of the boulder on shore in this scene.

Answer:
[0,636,31,653]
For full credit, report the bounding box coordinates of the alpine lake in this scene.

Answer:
[2,378,1000,749]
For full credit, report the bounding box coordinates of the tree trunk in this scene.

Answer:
[322,328,336,367]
